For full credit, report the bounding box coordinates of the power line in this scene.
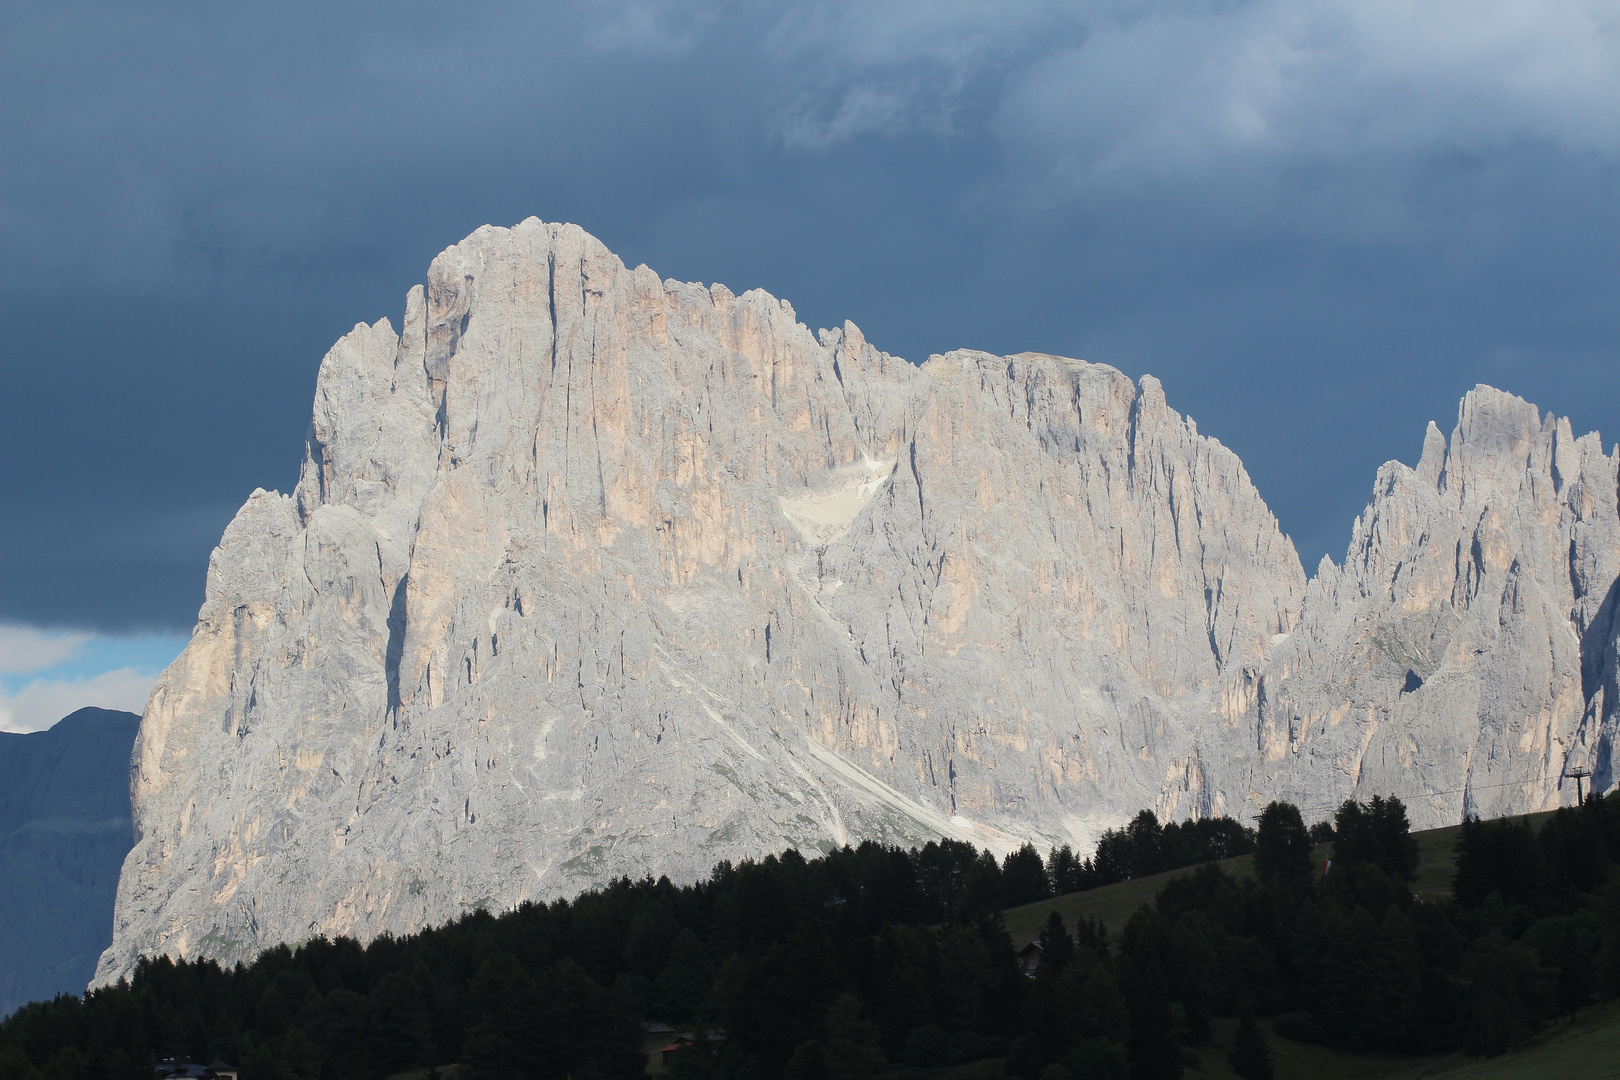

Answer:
[1288,773,1579,817]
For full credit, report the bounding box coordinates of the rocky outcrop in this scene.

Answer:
[93,219,1620,985]
[1207,389,1620,824]
[1,708,138,1016]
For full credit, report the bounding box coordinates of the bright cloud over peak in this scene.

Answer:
[0,622,185,733]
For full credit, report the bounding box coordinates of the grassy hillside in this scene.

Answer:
[1002,810,1560,947]
[1004,807,1616,1080]
[1188,999,1620,1080]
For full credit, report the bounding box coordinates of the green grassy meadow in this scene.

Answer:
[1186,999,1620,1080]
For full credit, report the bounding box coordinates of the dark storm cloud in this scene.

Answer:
[3,0,1618,632]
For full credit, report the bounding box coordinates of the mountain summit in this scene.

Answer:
[94,219,1619,985]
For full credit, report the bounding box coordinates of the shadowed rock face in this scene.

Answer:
[0,708,138,1016]
[92,220,1620,985]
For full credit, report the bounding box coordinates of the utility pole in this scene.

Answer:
[1567,765,1591,806]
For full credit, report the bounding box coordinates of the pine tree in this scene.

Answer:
[1073,915,1111,962]
[1453,815,1548,909]
[1226,1012,1273,1080]
[1004,844,1053,905]
[652,927,713,1021]
[1463,933,1552,1055]
[782,1039,832,1080]
[1125,811,1167,878]
[1076,963,1129,1044]
[1598,868,1620,999]
[824,993,885,1080]
[1334,796,1418,880]
[1039,911,1072,977]
[1047,845,1083,895]
[1125,960,1181,1080]
[1255,802,1313,890]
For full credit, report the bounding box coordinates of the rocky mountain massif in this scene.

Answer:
[1,708,139,1016]
[93,219,1619,986]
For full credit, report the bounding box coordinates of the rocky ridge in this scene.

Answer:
[1217,389,1620,823]
[94,220,1619,985]
[2,708,139,1016]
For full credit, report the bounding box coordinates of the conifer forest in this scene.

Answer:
[2,795,1618,1080]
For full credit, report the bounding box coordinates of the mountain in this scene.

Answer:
[0,707,139,1016]
[92,219,1619,985]
[1226,389,1620,822]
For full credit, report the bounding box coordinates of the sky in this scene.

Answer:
[2,1,1618,731]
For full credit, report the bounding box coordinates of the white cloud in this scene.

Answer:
[757,1,1620,176]
[761,1,1080,149]
[0,621,185,732]
[1000,0,1620,183]
[0,668,156,734]
[0,622,90,676]
[584,1,721,57]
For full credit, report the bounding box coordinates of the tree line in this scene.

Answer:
[1,794,1616,1080]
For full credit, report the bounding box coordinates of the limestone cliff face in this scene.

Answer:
[1210,388,1620,824]
[94,220,1617,984]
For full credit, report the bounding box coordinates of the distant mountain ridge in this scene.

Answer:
[91,219,1620,987]
[1,707,138,1016]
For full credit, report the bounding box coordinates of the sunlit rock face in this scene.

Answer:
[94,219,1617,985]
[1221,388,1620,823]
